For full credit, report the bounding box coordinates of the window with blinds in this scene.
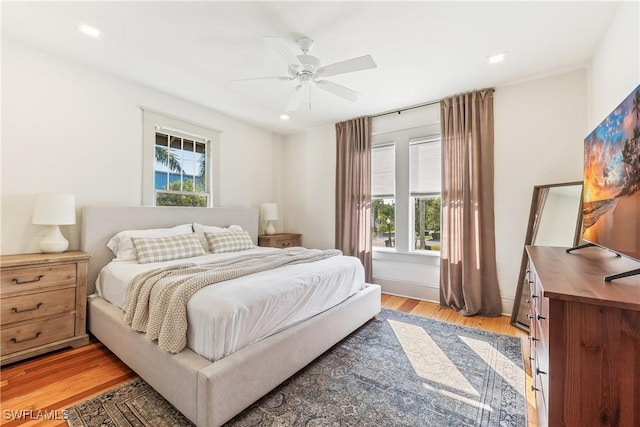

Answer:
[410,137,441,197]
[371,142,396,248]
[372,143,395,198]
[410,136,441,251]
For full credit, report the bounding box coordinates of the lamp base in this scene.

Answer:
[264,221,276,235]
[40,225,69,253]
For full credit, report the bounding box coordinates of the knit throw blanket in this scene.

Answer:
[123,247,342,354]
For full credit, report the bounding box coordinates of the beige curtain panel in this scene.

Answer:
[439,89,501,316]
[335,116,373,283]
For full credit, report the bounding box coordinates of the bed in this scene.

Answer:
[81,205,381,427]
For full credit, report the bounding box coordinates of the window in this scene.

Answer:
[371,124,441,253]
[154,132,208,206]
[142,110,220,207]
[410,137,441,251]
[371,143,395,248]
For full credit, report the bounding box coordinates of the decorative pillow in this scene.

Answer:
[131,233,205,264]
[193,223,244,252]
[204,230,254,254]
[107,224,194,261]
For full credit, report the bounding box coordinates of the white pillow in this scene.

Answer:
[107,224,193,261]
[193,223,244,252]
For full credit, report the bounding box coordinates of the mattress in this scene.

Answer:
[95,247,365,361]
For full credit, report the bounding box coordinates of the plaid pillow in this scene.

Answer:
[131,233,205,264]
[204,230,254,253]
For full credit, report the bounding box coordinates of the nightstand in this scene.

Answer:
[258,233,302,248]
[0,251,90,365]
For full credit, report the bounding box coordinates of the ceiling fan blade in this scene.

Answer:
[231,76,292,82]
[316,55,376,78]
[285,85,307,111]
[263,37,302,68]
[315,80,359,102]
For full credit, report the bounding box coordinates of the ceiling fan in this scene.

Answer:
[235,37,377,111]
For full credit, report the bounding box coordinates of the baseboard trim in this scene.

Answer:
[376,277,514,316]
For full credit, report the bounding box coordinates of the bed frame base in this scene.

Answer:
[88,284,381,427]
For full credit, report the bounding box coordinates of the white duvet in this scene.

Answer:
[96,247,365,361]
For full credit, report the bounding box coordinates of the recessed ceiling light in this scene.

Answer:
[77,23,101,38]
[280,114,290,121]
[488,52,506,64]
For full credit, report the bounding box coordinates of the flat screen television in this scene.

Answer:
[581,84,640,280]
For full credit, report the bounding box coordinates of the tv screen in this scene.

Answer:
[583,84,640,262]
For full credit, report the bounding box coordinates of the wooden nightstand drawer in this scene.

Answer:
[1,313,75,356]
[0,251,90,365]
[1,288,75,325]
[258,233,302,248]
[1,263,76,294]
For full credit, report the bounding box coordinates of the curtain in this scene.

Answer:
[439,89,501,316]
[335,116,373,283]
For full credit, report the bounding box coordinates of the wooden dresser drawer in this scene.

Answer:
[1,263,76,294]
[1,288,76,325]
[1,313,75,356]
[258,233,302,248]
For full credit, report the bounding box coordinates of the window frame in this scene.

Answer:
[142,109,221,207]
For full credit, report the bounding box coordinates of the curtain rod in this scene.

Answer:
[371,88,495,119]
[372,99,440,118]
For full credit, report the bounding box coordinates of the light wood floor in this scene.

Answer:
[0,294,536,426]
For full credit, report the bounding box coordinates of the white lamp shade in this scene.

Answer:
[261,203,279,221]
[32,194,76,225]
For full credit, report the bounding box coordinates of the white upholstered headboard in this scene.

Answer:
[80,205,259,295]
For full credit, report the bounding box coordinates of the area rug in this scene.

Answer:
[65,309,526,426]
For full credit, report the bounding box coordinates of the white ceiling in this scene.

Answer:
[2,1,619,135]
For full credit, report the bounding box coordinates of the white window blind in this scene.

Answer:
[410,137,441,196]
[372,143,395,198]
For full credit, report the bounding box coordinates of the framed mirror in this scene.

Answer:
[510,181,584,330]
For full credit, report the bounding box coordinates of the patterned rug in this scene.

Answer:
[65,309,526,426]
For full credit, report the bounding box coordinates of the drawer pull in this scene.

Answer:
[529,356,535,361]
[12,275,44,285]
[531,337,539,342]
[10,331,42,344]
[536,313,546,321]
[11,303,43,313]
[530,293,539,299]
[536,367,547,376]
[527,314,533,320]
[531,385,539,392]
[282,242,291,247]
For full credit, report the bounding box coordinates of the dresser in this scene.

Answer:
[258,233,302,248]
[526,246,640,427]
[0,251,90,365]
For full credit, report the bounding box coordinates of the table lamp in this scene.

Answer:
[261,203,278,235]
[32,193,76,253]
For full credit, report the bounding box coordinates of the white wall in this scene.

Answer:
[494,70,587,313]
[1,38,282,254]
[588,1,640,128]
[282,124,336,249]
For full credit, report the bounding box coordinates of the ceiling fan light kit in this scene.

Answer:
[236,36,377,111]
